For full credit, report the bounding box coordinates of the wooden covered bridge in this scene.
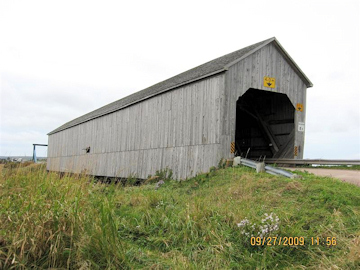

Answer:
[47,37,313,179]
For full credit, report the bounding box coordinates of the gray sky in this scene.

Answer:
[0,0,359,159]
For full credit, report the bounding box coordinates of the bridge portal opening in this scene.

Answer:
[235,88,295,159]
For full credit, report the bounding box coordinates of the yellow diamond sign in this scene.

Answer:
[296,103,304,112]
[264,76,276,88]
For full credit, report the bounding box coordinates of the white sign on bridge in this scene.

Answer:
[298,122,305,132]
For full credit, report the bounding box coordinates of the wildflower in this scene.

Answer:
[237,218,250,228]
[156,200,165,208]
[237,213,280,238]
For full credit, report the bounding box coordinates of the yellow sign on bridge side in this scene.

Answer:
[264,76,276,88]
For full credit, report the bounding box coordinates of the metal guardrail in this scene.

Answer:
[234,157,297,178]
[264,165,295,178]
[233,157,360,178]
[264,159,360,166]
[239,158,257,169]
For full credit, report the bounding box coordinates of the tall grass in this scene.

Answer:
[0,164,359,269]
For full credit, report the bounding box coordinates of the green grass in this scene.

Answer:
[0,163,359,269]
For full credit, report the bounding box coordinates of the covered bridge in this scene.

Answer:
[47,37,313,179]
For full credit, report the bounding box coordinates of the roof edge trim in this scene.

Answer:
[272,38,313,88]
[224,37,313,88]
[224,37,276,69]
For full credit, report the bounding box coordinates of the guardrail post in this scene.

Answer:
[233,157,241,166]
[233,157,297,178]
[256,162,265,173]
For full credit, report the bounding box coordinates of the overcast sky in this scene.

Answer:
[0,0,359,159]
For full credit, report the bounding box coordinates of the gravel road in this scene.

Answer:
[285,168,360,186]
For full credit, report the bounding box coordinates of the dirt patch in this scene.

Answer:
[284,181,303,192]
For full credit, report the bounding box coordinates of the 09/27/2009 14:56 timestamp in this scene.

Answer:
[250,236,337,246]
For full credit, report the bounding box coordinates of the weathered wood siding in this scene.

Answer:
[47,75,225,179]
[222,42,307,159]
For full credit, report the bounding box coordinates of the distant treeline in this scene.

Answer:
[0,156,47,164]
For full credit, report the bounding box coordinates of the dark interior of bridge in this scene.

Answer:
[235,88,295,159]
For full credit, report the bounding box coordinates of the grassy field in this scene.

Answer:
[0,163,359,269]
